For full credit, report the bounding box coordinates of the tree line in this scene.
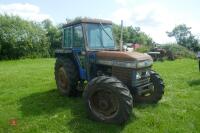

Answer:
[0,15,155,60]
[0,15,199,60]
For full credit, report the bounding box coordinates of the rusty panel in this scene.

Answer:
[112,67,132,87]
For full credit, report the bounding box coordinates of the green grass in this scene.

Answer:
[0,58,200,133]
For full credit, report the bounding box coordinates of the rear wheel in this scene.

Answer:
[83,76,133,124]
[135,71,164,104]
[55,57,79,96]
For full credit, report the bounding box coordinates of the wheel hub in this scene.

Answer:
[90,90,119,118]
[98,100,109,110]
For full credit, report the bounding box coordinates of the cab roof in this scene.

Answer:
[63,18,112,28]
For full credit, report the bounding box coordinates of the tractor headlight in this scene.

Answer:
[145,70,150,77]
[136,72,142,80]
[137,60,153,68]
[136,70,150,80]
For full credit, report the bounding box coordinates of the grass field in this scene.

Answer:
[0,58,200,133]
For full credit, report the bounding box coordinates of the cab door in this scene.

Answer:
[72,24,87,80]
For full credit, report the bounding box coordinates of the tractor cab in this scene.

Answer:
[55,18,164,124]
[62,19,116,50]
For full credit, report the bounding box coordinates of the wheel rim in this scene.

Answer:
[58,67,68,90]
[89,89,119,119]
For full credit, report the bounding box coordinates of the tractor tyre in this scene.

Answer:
[135,71,164,104]
[55,57,79,97]
[83,76,133,124]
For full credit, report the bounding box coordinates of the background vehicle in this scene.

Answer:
[54,18,165,124]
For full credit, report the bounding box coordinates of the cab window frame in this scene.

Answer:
[63,26,73,48]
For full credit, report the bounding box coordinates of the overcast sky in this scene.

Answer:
[0,0,200,44]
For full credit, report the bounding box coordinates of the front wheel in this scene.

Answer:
[83,76,133,124]
[135,71,164,104]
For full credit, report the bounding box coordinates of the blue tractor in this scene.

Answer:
[54,19,164,124]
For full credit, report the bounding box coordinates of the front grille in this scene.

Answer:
[112,67,132,87]
[135,78,150,87]
[112,67,151,89]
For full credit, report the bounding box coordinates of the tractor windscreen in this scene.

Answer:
[86,23,115,50]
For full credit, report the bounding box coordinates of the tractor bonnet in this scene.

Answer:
[96,51,153,69]
[96,51,152,61]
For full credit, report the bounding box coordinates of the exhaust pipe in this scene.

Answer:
[120,20,123,51]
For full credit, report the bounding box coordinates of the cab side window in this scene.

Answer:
[73,25,84,48]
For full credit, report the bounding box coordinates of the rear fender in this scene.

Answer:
[55,49,82,79]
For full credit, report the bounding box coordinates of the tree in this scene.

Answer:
[112,24,153,46]
[166,24,200,52]
[0,15,50,60]
[42,19,62,56]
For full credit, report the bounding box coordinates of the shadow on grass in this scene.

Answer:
[20,89,128,133]
[134,103,158,109]
[20,89,82,116]
[188,79,200,86]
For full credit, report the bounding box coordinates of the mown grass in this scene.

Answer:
[0,58,200,133]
